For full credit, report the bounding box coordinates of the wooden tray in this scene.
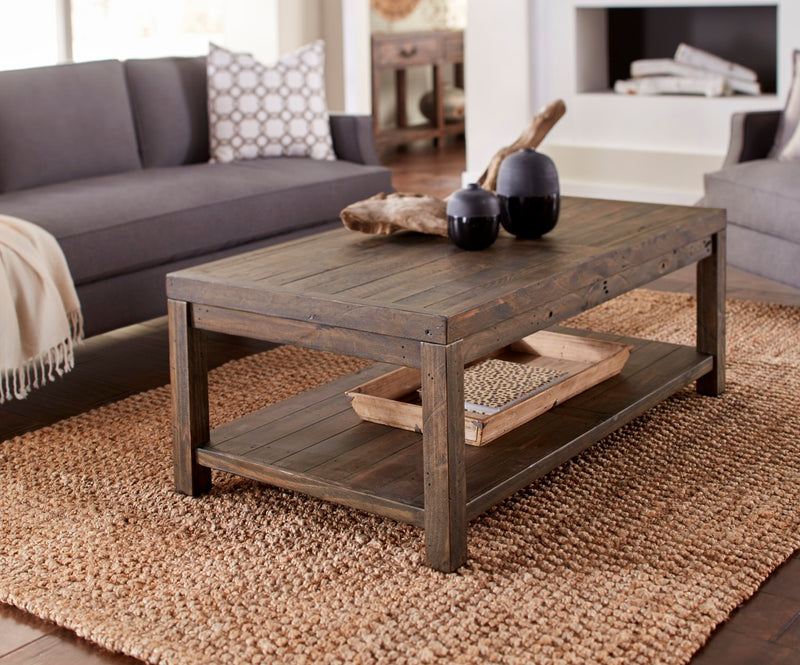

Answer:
[346,330,632,446]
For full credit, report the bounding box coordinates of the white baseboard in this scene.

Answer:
[461,171,702,206]
[463,142,719,206]
[558,180,702,206]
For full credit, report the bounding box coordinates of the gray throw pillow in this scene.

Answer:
[206,41,335,163]
[770,49,800,158]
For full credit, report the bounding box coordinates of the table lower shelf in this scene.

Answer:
[197,328,713,528]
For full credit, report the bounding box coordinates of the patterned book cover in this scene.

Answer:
[463,359,567,415]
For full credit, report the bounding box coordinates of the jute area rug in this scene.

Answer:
[1,290,799,665]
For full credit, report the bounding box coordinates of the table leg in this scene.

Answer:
[433,63,443,148]
[421,341,467,572]
[395,69,408,129]
[696,229,726,396]
[168,299,212,495]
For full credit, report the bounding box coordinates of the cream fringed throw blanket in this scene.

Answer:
[0,214,83,403]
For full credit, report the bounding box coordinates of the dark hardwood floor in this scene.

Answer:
[2,137,799,664]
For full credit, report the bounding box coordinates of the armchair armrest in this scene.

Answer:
[329,113,382,166]
[722,110,782,167]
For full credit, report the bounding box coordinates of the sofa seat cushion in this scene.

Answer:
[726,223,800,291]
[701,159,800,244]
[0,158,391,286]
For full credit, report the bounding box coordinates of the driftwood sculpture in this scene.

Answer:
[339,192,449,237]
[340,99,566,237]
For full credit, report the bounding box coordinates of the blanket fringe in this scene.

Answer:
[1,309,84,404]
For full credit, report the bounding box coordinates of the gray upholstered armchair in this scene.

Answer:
[698,110,800,290]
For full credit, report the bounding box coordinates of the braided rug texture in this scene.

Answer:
[1,290,799,665]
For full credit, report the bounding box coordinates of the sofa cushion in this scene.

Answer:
[0,60,141,193]
[0,158,391,286]
[207,41,335,163]
[700,159,800,244]
[727,222,800,291]
[75,225,339,337]
[124,57,210,168]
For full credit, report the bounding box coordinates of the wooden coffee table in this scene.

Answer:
[167,197,725,572]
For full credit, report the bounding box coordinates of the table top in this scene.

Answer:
[167,197,725,345]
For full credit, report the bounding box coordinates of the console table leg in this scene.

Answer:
[696,229,726,396]
[168,298,212,495]
[421,341,467,572]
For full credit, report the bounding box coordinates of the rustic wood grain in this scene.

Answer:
[191,304,426,367]
[421,340,467,572]
[168,201,725,349]
[347,332,631,446]
[167,196,727,572]
[696,230,726,396]
[168,299,211,496]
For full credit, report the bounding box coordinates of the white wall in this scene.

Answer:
[341,0,373,114]
[220,0,279,63]
[465,0,800,204]
[277,0,327,54]
[222,0,356,114]
[464,0,534,181]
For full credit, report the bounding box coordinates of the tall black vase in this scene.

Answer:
[496,148,560,239]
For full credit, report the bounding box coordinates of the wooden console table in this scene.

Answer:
[371,30,464,149]
[167,197,726,573]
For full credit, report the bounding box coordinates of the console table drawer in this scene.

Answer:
[443,33,463,62]
[374,34,440,67]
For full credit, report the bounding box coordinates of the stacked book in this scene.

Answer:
[614,43,761,97]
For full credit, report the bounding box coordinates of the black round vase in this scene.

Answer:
[446,183,500,251]
[496,148,560,239]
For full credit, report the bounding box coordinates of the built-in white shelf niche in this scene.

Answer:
[576,4,778,95]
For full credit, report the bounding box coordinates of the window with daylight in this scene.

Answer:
[0,0,228,71]
[70,0,227,61]
[0,0,61,70]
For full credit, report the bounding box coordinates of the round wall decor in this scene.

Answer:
[370,0,422,21]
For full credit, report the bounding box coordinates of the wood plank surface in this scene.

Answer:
[207,364,390,453]
[462,345,713,520]
[166,199,726,345]
[454,239,712,355]
[194,330,711,530]
[210,366,380,445]
[169,195,726,572]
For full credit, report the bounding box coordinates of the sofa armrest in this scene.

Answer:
[329,114,382,166]
[722,110,782,167]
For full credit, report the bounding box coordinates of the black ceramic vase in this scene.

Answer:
[446,183,500,251]
[496,148,560,239]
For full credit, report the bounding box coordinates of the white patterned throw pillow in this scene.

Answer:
[207,41,335,163]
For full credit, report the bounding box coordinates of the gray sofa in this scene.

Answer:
[698,110,800,290]
[0,57,392,336]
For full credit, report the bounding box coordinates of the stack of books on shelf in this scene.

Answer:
[614,43,761,97]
